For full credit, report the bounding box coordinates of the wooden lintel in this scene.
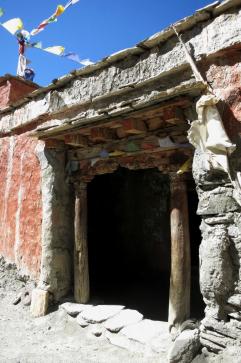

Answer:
[146,117,165,131]
[163,107,185,125]
[39,97,192,140]
[90,127,113,143]
[121,119,147,135]
[64,134,88,147]
[69,149,193,181]
[45,139,65,149]
[67,124,189,161]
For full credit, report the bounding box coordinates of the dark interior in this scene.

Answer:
[87,167,204,321]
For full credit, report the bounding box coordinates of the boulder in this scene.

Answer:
[168,328,200,363]
[30,289,49,318]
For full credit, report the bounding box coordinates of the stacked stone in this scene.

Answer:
[193,150,241,352]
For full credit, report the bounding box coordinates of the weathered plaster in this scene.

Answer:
[35,143,74,300]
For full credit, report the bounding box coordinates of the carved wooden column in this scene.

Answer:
[168,173,191,333]
[74,182,90,303]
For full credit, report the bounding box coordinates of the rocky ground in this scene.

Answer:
[0,257,171,363]
[1,257,240,363]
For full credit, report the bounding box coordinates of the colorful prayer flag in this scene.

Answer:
[0,8,4,17]
[1,18,23,35]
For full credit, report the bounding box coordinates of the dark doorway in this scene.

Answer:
[87,167,171,321]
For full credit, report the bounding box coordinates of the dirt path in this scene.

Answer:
[0,259,167,363]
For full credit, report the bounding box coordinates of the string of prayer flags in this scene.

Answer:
[0,1,90,78]
[33,42,93,66]
[31,5,65,36]
[31,0,80,36]
[1,18,23,35]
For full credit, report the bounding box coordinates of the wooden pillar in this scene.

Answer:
[168,173,191,333]
[74,182,90,303]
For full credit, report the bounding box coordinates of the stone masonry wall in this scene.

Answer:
[191,52,241,352]
[0,134,42,278]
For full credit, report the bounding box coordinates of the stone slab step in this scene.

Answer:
[121,319,169,344]
[81,305,125,323]
[60,302,93,316]
[104,309,143,332]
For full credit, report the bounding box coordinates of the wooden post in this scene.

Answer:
[74,182,90,303]
[168,173,191,333]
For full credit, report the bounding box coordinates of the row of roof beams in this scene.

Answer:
[0,0,240,116]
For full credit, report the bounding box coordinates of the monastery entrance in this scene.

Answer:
[85,167,203,321]
[88,167,170,320]
[55,99,206,326]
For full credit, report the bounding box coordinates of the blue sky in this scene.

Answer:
[0,0,212,85]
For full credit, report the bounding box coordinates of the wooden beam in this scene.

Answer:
[168,173,191,335]
[163,107,185,125]
[64,134,88,147]
[74,182,89,304]
[67,124,190,161]
[45,139,65,149]
[90,127,113,143]
[38,97,191,140]
[121,119,147,135]
[146,117,165,131]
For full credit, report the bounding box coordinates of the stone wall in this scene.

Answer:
[0,134,42,278]
[191,50,241,352]
[192,148,241,352]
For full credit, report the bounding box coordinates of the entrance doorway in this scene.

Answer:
[87,167,171,320]
[87,167,203,321]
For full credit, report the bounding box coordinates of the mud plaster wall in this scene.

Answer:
[0,134,42,278]
[36,146,74,300]
[204,51,241,140]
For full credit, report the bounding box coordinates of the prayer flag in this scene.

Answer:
[64,0,80,10]
[0,8,4,17]
[1,18,23,35]
[44,46,65,55]
[31,41,42,49]
[62,52,93,66]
